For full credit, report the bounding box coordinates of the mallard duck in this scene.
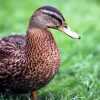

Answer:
[0,6,80,100]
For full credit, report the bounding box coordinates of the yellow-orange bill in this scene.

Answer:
[59,26,80,39]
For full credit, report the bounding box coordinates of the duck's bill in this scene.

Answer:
[59,26,80,39]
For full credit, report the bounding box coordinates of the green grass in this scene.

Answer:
[0,0,100,100]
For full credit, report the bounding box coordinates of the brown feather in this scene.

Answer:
[0,28,60,93]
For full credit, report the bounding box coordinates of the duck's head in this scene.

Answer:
[29,5,80,39]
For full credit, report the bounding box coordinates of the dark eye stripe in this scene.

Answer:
[41,10,63,25]
[40,6,65,21]
[37,6,65,21]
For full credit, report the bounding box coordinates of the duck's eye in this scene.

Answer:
[63,22,67,28]
[64,25,67,28]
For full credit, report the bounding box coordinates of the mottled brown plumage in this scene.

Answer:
[0,6,80,99]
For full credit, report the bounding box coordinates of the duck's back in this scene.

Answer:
[0,35,27,93]
[2,35,26,48]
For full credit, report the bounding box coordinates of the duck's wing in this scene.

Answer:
[0,35,26,79]
[2,35,26,48]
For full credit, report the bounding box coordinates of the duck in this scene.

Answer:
[0,5,80,100]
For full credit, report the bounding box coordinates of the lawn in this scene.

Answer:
[0,0,100,100]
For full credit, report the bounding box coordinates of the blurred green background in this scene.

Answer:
[0,0,100,100]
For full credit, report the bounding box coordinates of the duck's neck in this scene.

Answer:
[25,27,60,84]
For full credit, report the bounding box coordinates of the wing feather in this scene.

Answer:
[0,35,26,79]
